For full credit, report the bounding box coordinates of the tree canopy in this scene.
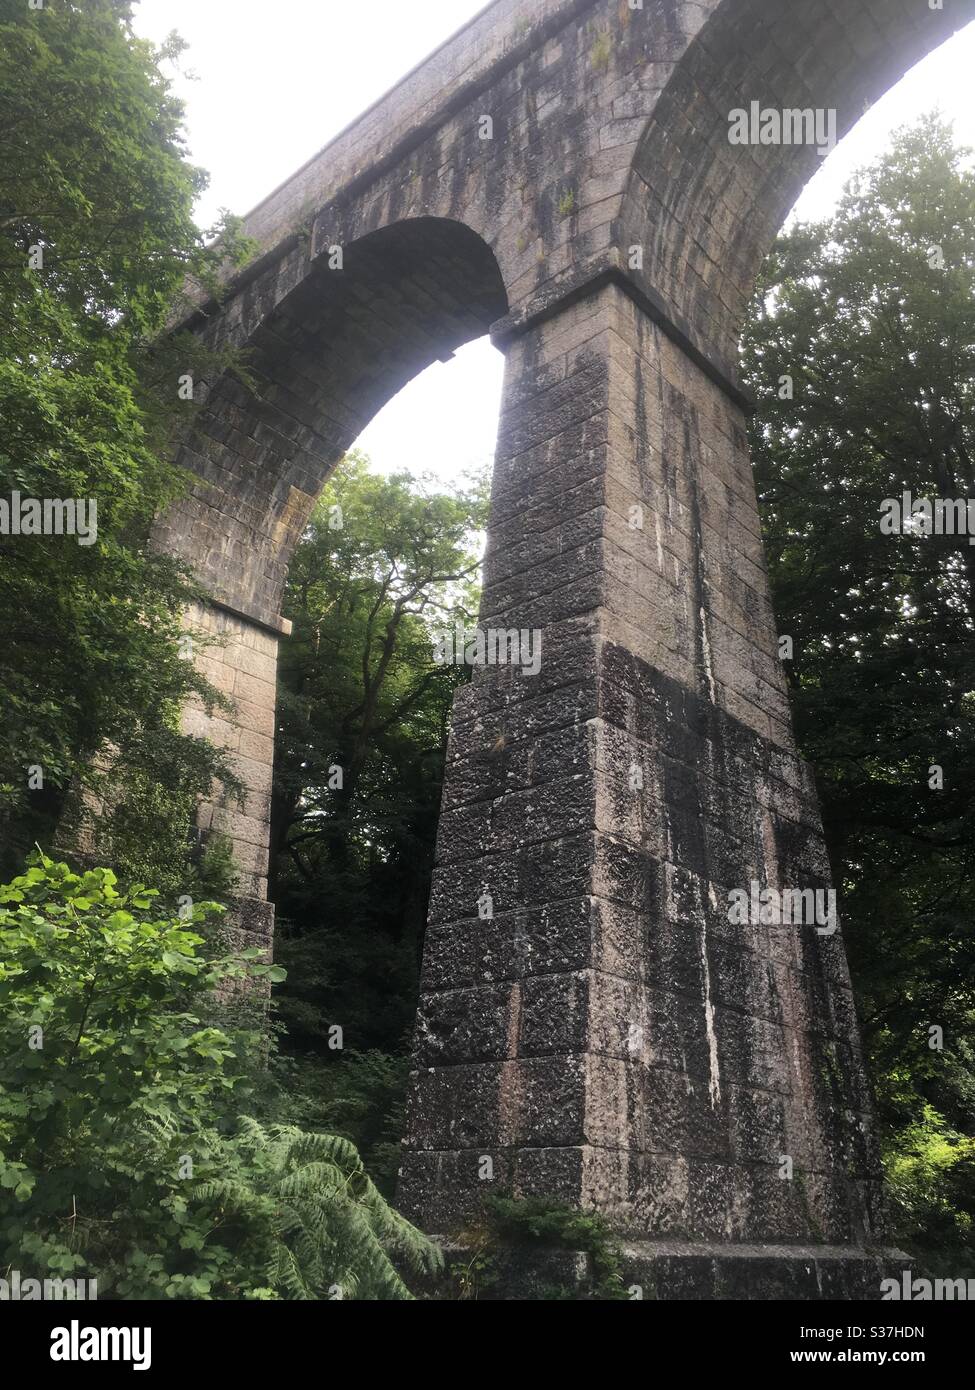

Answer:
[741,115,975,1270]
[0,0,248,890]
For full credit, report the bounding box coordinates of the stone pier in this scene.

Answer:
[176,598,285,951]
[397,277,888,1285]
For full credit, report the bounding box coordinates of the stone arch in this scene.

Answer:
[157,216,508,631]
[158,216,507,914]
[617,0,975,380]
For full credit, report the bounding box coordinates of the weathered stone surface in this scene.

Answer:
[153,0,975,1296]
[622,1242,912,1302]
[398,279,887,1288]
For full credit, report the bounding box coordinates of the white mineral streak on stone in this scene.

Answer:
[699,604,717,704]
[654,511,665,571]
[701,887,721,1107]
[759,807,816,1168]
[760,808,779,890]
[497,983,523,1147]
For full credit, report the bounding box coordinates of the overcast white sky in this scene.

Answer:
[135,0,975,486]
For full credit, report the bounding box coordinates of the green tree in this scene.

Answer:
[0,0,249,890]
[272,453,486,880]
[741,115,975,1268]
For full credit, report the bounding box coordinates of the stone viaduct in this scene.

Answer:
[158,0,975,1295]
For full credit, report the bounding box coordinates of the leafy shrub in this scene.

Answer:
[0,854,440,1299]
[884,1105,975,1277]
[191,1118,434,1300]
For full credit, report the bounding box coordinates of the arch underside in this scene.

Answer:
[621,0,975,376]
[156,219,507,628]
